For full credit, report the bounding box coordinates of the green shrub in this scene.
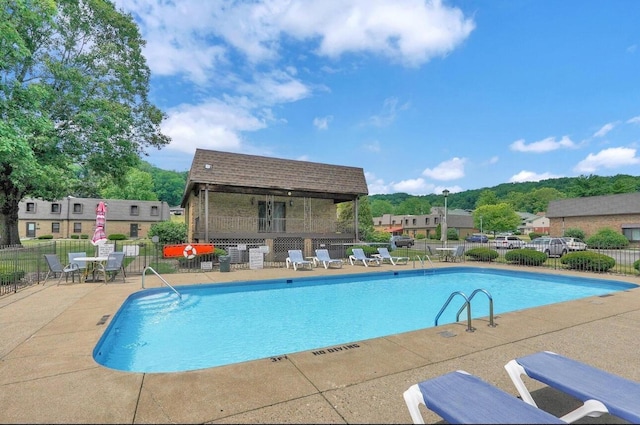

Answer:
[504,249,547,266]
[634,259,640,273]
[586,228,629,249]
[528,232,545,240]
[560,251,615,272]
[0,270,26,285]
[37,234,54,239]
[368,230,392,244]
[80,234,89,239]
[564,228,585,240]
[415,234,426,240]
[108,234,128,241]
[148,221,187,244]
[446,229,459,241]
[70,234,79,239]
[465,247,499,262]
[346,245,379,256]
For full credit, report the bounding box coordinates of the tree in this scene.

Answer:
[100,168,158,201]
[395,197,431,215]
[473,203,520,235]
[0,0,169,245]
[337,196,374,241]
[475,190,499,207]
[369,198,395,218]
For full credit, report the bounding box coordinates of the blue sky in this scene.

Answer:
[114,0,640,195]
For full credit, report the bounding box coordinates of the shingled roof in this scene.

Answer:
[182,149,369,205]
[547,192,640,218]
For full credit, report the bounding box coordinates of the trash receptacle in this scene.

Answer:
[219,255,230,272]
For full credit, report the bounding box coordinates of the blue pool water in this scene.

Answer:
[93,267,636,373]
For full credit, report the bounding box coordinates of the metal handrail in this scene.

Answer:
[434,291,474,332]
[142,266,181,298]
[456,288,496,327]
[414,255,434,268]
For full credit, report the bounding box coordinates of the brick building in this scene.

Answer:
[18,198,170,240]
[547,193,640,243]
[181,149,368,261]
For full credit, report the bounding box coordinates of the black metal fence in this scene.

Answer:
[1,239,638,297]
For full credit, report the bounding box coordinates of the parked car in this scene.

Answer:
[523,237,569,257]
[465,234,489,243]
[390,235,415,247]
[562,237,588,251]
[494,235,525,249]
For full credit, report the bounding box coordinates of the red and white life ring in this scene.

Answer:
[183,244,197,259]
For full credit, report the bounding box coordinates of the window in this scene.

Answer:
[258,201,286,232]
[434,217,439,225]
[425,218,430,225]
[51,203,61,213]
[150,205,159,216]
[73,203,82,213]
[130,205,139,216]
[622,225,640,242]
[73,223,82,233]
[412,218,416,225]
[51,222,60,233]
[26,202,36,213]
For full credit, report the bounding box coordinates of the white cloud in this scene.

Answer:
[573,147,640,173]
[627,115,640,125]
[313,115,333,130]
[367,97,410,127]
[509,136,576,153]
[117,0,475,83]
[593,122,617,138]
[363,140,381,153]
[487,156,499,164]
[365,171,392,195]
[509,170,562,183]
[161,98,268,154]
[422,157,466,180]
[392,178,429,195]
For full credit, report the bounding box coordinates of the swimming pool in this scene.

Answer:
[93,267,636,373]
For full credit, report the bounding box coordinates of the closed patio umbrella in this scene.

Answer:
[91,201,108,246]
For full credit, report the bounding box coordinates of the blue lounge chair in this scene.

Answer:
[505,351,640,423]
[314,249,343,269]
[376,247,408,265]
[349,248,380,267]
[403,370,565,424]
[286,250,313,271]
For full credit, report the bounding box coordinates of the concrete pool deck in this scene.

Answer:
[0,261,639,424]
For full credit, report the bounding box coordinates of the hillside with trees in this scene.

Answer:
[369,174,640,216]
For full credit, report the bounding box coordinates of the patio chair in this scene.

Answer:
[68,252,88,278]
[286,250,313,271]
[43,254,81,285]
[505,351,640,423]
[349,248,380,267]
[403,370,565,424]
[314,249,343,269]
[376,247,408,265]
[451,245,465,262]
[100,252,126,283]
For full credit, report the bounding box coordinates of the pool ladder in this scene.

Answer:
[414,254,434,270]
[434,289,496,332]
[142,266,182,299]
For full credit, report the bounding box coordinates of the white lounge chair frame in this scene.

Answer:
[376,247,408,265]
[314,249,343,269]
[348,248,380,267]
[505,350,640,423]
[286,250,313,271]
[404,370,565,424]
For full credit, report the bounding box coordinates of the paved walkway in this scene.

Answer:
[0,261,638,424]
